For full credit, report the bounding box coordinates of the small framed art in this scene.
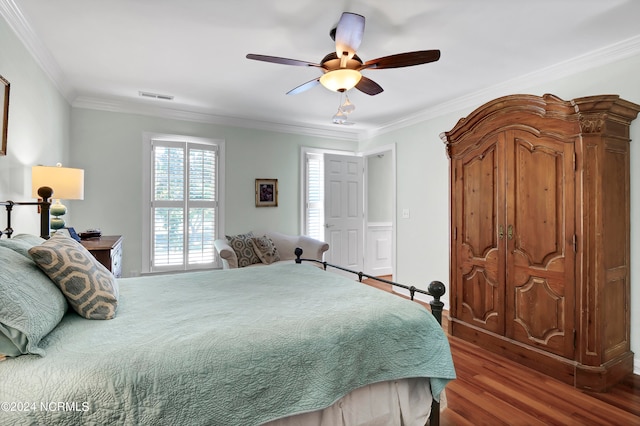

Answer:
[255,178,278,207]
[1,75,9,156]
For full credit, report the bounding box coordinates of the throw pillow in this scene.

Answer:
[250,236,281,265]
[0,246,68,357]
[226,232,261,267]
[29,233,119,320]
[0,234,45,258]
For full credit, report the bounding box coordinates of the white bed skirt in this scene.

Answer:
[263,378,433,426]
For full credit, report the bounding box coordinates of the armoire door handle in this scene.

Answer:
[498,225,504,240]
[507,225,514,240]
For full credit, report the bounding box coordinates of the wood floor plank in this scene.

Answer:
[439,407,475,426]
[360,278,640,426]
[585,374,640,417]
[448,336,639,425]
[446,377,547,425]
[360,278,639,426]
[444,386,512,426]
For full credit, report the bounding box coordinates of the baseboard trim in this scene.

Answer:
[635,355,640,375]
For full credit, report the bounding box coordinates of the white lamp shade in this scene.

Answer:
[319,69,362,92]
[32,165,85,200]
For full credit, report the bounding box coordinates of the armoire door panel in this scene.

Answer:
[513,276,566,344]
[505,130,575,359]
[459,264,502,333]
[454,138,504,334]
[461,143,499,258]
[511,270,570,353]
[510,136,566,266]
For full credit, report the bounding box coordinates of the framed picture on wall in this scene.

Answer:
[1,75,9,156]
[255,178,278,207]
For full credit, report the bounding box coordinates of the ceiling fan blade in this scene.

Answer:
[334,12,365,59]
[355,76,383,96]
[246,54,322,68]
[360,50,441,70]
[286,78,321,95]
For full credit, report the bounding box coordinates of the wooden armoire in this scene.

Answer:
[441,94,640,391]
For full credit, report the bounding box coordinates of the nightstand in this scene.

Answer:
[80,235,123,278]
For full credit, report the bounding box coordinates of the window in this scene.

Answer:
[143,134,224,273]
[304,151,324,241]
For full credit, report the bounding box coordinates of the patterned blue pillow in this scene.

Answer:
[226,232,261,267]
[29,233,119,320]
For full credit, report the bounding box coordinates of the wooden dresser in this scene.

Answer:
[441,94,640,391]
[80,235,123,278]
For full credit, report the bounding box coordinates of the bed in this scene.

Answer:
[0,197,455,426]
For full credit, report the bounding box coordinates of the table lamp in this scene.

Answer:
[32,163,84,230]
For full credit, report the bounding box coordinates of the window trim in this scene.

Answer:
[142,132,225,273]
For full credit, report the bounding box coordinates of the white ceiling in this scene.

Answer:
[3,0,640,140]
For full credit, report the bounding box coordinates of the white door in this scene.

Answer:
[324,153,364,272]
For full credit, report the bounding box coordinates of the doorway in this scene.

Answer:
[364,147,395,278]
[301,145,396,279]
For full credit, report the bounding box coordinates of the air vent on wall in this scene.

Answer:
[139,91,174,101]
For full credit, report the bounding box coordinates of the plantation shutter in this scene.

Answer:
[305,152,324,241]
[151,140,218,271]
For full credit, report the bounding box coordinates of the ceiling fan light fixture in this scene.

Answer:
[340,95,355,114]
[332,109,349,124]
[320,69,362,92]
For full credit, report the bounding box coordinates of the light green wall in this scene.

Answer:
[2,9,639,367]
[367,152,393,223]
[69,108,357,276]
[360,116,452,297]
[0,15,70,234]
[362,53,640,363]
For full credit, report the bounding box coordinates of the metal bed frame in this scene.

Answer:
[1,193,446,425]
[0,186,52,239]
[294,247,445,426]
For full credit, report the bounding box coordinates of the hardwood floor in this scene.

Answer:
[361,278,640,426]
[442,336,640,426]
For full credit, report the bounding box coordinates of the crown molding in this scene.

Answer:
[4,0,640,142]
[366,34,640,139]
[0,0,73,100]
[72,96,362,141]
[0,0,360,141]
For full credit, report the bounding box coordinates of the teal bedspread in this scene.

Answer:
[0,263,455,425]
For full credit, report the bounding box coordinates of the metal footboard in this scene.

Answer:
[0,186,53,239]
[294,247,445,426]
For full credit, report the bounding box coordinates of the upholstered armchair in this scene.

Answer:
[214,231,329,269]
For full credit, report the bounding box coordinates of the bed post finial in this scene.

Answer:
[3,201,14,238]
[427,281,446,326]
[37,186,53,239]
[295,247,303,263]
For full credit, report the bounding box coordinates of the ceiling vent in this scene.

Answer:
[139,91,174,101]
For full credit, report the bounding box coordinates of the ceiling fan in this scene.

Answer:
[246,12,440,96]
